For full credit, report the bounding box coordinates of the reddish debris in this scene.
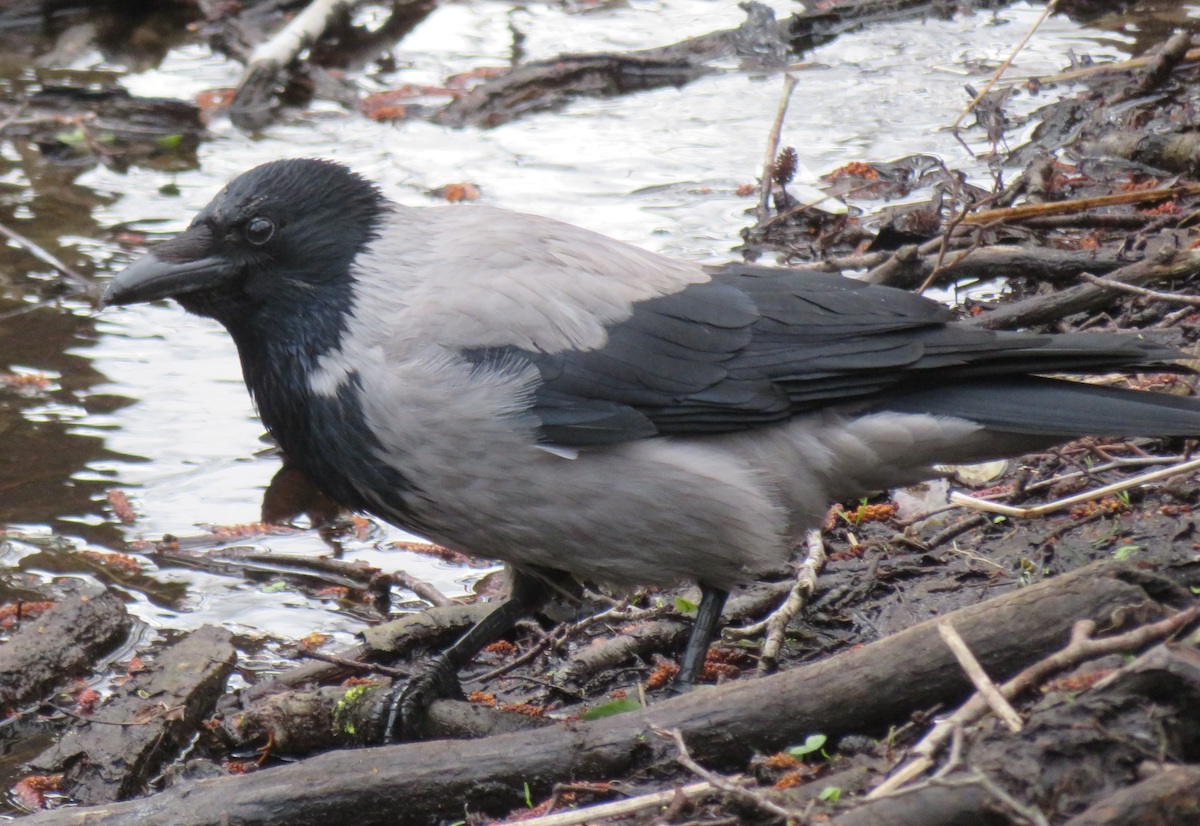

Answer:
[765,751,802,769]
[645,661,679,690]
[1068,497,1130,519]
[0,601,56,629]
[427,183,481,203]
[204,522,303,540]
[1042,668,1116,693]
[467,691,497,707]
[106,489,138,524]
[359,85,455,122]
[79,550,143,576]
[0,372,52,392]
[74,688,101,714]
[314,586,350,599]
[388,541,490,567]
[773,764,823,789]
[483,639,517,656]
[298,632,332,651]
[195,89,236,122]
[12,775,63,810]
[499,703,546,717]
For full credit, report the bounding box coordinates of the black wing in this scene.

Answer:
[464,265,1184,446]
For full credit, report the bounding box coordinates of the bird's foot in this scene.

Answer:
[665,678,697,697]
[381,656,465,742]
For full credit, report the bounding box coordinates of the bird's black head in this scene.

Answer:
[102,159,388,328]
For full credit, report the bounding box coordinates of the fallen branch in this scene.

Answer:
[391,570,452,607]
[0,591,131,710]
[18,561,1174,826]
[958,184,1200,225]
[1077,272,1200,308]
[968,244,1200,330]
[231,602,495,707]
[1061,763,1200,826]
[859,242,1125,290]
[230,0,357,121]
[1028,45,1200,87]
[836,772,1051,826]
[30,626,236,804]
[869,606,1200,798]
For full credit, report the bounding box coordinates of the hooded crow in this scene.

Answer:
[104,158,1200,734]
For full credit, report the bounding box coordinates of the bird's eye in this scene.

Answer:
[245,217,275,245]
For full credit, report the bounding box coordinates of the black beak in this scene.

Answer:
[101,226,234,307]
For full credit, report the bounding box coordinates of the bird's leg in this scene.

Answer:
[673,583,729,691]
[386,567,555,741]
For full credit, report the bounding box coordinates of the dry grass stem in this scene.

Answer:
[938,621,1023,732]
[951,455,1200,517]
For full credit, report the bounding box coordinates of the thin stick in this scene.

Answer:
[295,649,408,678]
[511,781,714,826]
[951,455,1200,518]
[756,73,799,225]
[937,622,1022,732]
[1032,46,1200,86]
[654,727,798,822]
[1078,272,1200,308]
[951,0,1059,131]
[870,606,1200,798]
[756,530,826,672]
[391,570,452,607]
[960,183,1200,225]
[0,221,91,293]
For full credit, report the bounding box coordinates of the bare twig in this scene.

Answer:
[41,701,163,727]
[733,529,826,674]
[937,622,1022,732]
[390,571,452,607]
[1027,45,1200,86]
[870,607,1200,798]
[654,727,798,823]
[728,534,824,641]
[950,0,1059,131]
[512,781,714,826]
[951,455,1200,518]
[0,221,91,294]
[960,184,1200,225]
[231,0,357,116]
[1078,272,1200,307]
[295,649,408,678]
[756,73,799,225]
[914,222,992,294]
[469,598,668,684]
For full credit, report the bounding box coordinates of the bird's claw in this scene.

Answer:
[383,657,464,742]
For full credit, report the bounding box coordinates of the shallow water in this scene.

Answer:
[0,2,1162,667]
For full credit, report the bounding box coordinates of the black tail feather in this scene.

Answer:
[879,377,1200,437]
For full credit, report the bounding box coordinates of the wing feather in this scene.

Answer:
[462,264,1184,446]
